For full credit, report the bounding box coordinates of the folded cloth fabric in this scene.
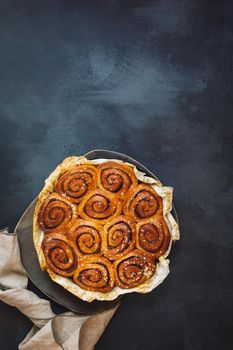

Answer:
[0,228,119,350]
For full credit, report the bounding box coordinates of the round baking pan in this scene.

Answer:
[16,149,179,315]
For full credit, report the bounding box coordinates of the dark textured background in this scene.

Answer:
[0,0,233,349]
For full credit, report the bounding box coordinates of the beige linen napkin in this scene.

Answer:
[0,228,119,350]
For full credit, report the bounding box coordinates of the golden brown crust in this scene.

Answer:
[42,233,78,277]
[113,250,156,289]
[102,216,136,260]
[73,256,115,293]
[66,220,103,257]
[38,193,77,234]
[136,216,171,259]
[123,183,163,221]
[55,164,98,204]
[78,189,123,225]
[97,161,138,196]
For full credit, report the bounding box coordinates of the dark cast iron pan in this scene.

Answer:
[16,149,179,315]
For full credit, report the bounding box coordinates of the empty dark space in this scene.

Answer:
[0,1,232,349]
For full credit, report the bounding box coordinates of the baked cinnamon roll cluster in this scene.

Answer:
[38,161,171,293]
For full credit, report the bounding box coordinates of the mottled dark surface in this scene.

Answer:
[0,0,233,349]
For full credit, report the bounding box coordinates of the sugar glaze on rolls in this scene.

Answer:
[67,220,103,257]
[97,161,138,196]
[113,250,156,289]
[73,256,115,293]
[38,193,77,234]
[123,183,163,221]
[33,155,179,302]
[42,233,78,277]
[103,216,136,260]
[55,164,98,204]
[136,216,171,259]
[78,189,122,225]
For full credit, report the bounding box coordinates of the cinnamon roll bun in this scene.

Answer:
[79,189,122,225]
[123,184,163,221]
[97,161,138,196]
[42,233,78,277]
[136,216,171,259]
[103,216,136,260]
[38,193,77,234]
[67,220,103,257]
[55,165,98,204]
[73,256,114,293]
[113,250,156,289]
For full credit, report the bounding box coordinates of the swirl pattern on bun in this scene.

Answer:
[73,256,114,293]
[123,184,163,221]
[78,189,122,225]
[113,250,156,289]
[42,233,78,277]
[38,193,77,234]
[97,161,138,196]
[136,216,171,259]
[67,220,103,257]
[103,216,136,260]
[56,165,98,204]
